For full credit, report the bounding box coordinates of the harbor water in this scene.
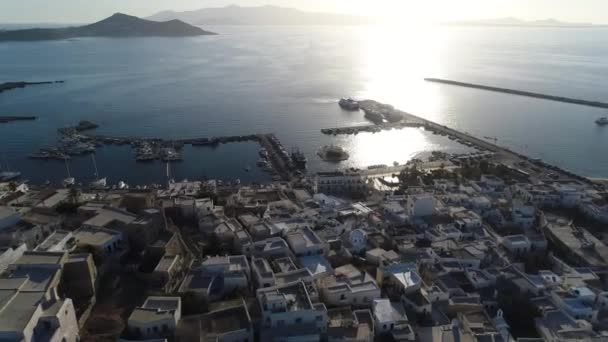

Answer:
[0,25,607,185]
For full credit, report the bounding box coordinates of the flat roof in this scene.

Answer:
[83,207,137,228]
[74,227,121,247]
[154,254,179,273]
[259,281,313,312]
[0,290,44,331]
[0,206,18,220]
[13,251,65,266]
[373,299,407,323]
[298,255,332,276]
[201,304,251,337]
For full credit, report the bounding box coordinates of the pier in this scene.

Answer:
[425,78,608,109]
[325,98,595,185]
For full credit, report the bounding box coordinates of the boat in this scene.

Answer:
[259,148,269,158]
[90,177,107,189]
[161,148,182,162]
[89,154,106,189]
[290,148,307,170]
[63,177,75,187]
[596,117,608,126]
[0,160,21,182]
[118,181,129,190]
[339,98,360,111]
[63,159,75,187]
[318,145,350,162]
[257,159,269,167]
[0,171,21,182]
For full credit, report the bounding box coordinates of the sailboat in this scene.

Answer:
[0,158,21,182]
[63,159,75,187]
[89,154,106,189]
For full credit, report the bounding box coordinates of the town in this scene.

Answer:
[1,138,608,342]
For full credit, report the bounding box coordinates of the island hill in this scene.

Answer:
[0,13,215,42]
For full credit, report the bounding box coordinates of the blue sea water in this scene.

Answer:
[0,25,607,185]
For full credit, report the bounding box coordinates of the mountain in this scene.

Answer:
[147,5,374,26]
[0,13,216,41]
[446,17,598,28]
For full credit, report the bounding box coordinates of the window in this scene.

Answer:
[383,324,387,330]
[295,317,302,324]
[316,315,323,321]
[153,326,158,333]
[277,320,285,326]
[340,294,346,300]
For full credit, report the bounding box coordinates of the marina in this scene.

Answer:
[27,119,298,184]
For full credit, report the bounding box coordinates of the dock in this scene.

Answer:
[425,78,608,109]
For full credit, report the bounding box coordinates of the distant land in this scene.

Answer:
[0,13,215,42]
[446,17,605,28]
[147,5,374,26]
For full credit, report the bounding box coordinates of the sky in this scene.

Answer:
[1,0,608,24]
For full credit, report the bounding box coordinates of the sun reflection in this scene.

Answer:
[357,24,445,122]
[325,128,470,171]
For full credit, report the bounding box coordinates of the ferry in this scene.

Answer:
[596,117,608,126]
[339,98,360,111]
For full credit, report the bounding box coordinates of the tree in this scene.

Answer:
[68,187,81,204]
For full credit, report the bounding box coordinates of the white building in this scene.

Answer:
[257,281,328,341]
[0,251,79,342]
[406,194,435,218]
[73,226,125,257]
[319,264,381,308]
[128,297,181,339]
[512,201,536,229]
[501,235,532,255]
[376,263,422,295]
[317,171,369,194]
[372,299,411,338]
[285,226,326,257]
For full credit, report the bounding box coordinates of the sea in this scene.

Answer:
[0,25,607,186]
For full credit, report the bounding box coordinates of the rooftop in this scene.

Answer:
[259,281,313,313]
[373,299,407,323]
[81,205,137,228]
[74,226,121,247]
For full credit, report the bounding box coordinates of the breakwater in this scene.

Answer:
[0,116,36,123]
[425,78,608,109]
[0,80,64,94]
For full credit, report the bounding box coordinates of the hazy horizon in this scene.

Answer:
[1,0,608,25]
